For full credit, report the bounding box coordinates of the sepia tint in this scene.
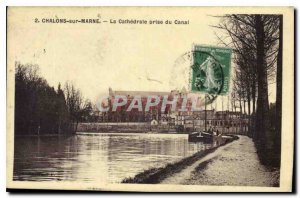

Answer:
[6,7,294,192]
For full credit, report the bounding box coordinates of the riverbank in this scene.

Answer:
[76,122,247,134]
[76,122,177,133]
[162,136,279,187]
[122,136,279,187]
[122,135,238,184]
[14,133,75,137]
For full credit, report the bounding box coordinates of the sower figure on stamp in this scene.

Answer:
[199,51,219,91]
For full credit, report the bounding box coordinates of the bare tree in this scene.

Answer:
[213,14,281,160]
[275,15,283,151]
[64,81,84,131]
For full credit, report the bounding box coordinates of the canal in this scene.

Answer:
[13,133,216,183]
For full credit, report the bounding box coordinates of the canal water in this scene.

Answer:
[13,133,215,183]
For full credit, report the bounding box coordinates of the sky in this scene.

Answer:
[7,7,276,111]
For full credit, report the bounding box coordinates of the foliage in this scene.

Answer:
[14,63,93,136]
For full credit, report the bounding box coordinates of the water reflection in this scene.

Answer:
[13,133,214,183]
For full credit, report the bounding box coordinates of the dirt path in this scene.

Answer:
[161,136,279,187]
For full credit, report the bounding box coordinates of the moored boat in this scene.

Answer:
[188,131,213,142]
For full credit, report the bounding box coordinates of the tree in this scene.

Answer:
[213,14,282,166]
[15,63,71,136]
[275,15,283,149]
[64,81,84,131]
[55,83,71,134]
[254,15,270,146]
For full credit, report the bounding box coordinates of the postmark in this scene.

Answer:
[170,45,232,106]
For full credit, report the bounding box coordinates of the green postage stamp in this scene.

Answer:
[191,45,232,95]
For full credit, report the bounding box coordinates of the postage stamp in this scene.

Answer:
[191,45,232,95]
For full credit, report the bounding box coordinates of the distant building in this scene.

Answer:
[105,88,181,123]
[177,110,249,134]
[94,88,249,134]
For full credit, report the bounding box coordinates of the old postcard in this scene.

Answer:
[6,7,294,192]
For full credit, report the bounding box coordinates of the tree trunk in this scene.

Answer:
[252,79,256,114]
[247,80,251,116]
[255,15,271,149]
[243,100,246,115]
[275,15,283,149]
[251,76,256,138]
[239,97,242,115]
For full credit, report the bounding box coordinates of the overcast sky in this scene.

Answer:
[8,7,276,111]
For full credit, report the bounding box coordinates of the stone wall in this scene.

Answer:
[76,122,177,133]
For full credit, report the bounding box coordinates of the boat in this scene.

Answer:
[188,94,215,142]
[188,131,213,142]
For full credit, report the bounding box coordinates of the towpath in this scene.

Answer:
[161,136,279,187]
